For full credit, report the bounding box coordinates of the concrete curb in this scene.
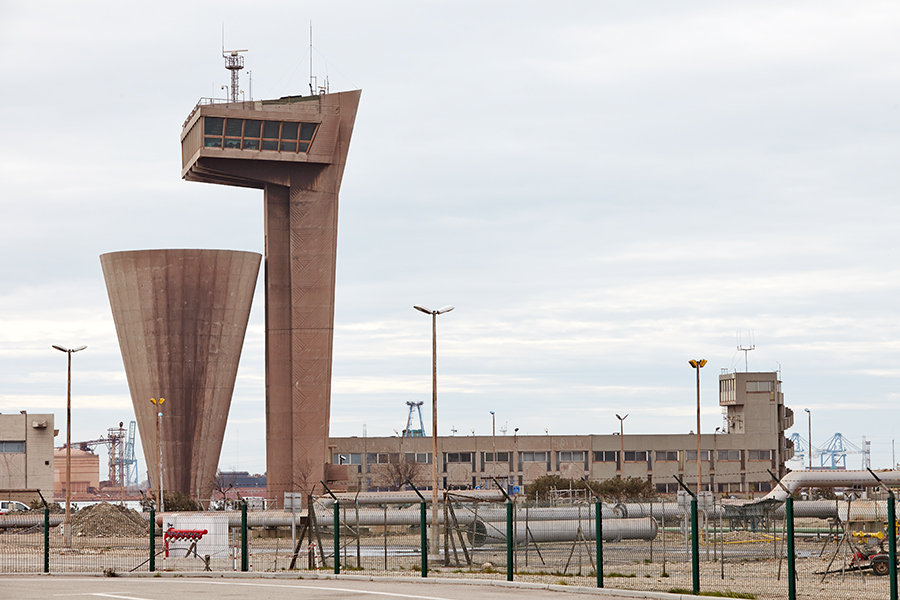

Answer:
[7,570,690,599]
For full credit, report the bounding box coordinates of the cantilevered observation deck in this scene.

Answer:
[181,91,362,502]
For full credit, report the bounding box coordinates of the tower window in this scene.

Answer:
[202,117,319,154]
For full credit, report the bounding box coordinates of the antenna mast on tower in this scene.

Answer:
[737,331,755,372]
[223,49,247,103]
[308,23,329,96]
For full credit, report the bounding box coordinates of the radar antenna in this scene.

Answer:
[223,49,247,103]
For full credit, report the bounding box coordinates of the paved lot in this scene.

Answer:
[0,575,677,600]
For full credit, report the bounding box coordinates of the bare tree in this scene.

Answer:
[370,458,427,491]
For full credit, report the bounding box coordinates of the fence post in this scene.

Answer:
[43,501,50,573]
[420,501,428,576]
[869,469,898,600]
[241,500,248,572]
[506,500,513,581]
[333,499,340,574]
[490,477,515,581]
[889,491,898,600]
[149,506,156,572]
[673,475,699,595]
[596,501,603,588]
[404,479,429,577]
[691,495,699,595]
[786,495,796,600]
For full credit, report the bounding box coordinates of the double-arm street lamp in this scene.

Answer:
[689,359,707,493]
[616,413,628,477]
[52,344,87,548]
[413,304,454,554]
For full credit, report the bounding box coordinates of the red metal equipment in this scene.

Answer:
[163,528,208,557]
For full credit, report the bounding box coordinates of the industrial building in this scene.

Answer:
[0,412,55,503]
[53,448,99,501]
[329,371,794,497]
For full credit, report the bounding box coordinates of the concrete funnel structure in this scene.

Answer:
[100,249,261,499]
[180,90,361,500]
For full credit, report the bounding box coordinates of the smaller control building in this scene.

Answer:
[0,412,55,503]
[329,371,794,497]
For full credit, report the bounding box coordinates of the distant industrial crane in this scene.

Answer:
[123,421,137,486]
[403,401,426,437]
[789,432,871,470]
[60,421,138,487]
[789,432,816,464]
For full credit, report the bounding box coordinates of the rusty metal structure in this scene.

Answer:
[100,249,261,499]
[179,90,362,502]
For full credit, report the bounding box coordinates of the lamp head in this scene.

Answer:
[804,408,810,413]
[436,305,455,314]
[413,304,432,314]
[688,359,707,369]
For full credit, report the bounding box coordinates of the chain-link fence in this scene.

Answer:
[2,493,899,600]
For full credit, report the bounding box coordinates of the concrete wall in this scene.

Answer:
[101,249,261,500]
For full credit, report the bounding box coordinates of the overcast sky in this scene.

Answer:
[1,1,898,484]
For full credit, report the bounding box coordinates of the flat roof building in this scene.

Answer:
[0,412,55,503]
[329,372,793,498]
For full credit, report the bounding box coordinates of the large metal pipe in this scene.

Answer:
[772,500,839,519]
[761,470,900,502]
[468,517,657,546]
[0,514,64,529]
[320,490,506,505]
[446,505,620,522]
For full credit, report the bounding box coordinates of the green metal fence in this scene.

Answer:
[2,492,899,600]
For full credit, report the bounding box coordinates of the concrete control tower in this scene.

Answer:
[180,90,361,502]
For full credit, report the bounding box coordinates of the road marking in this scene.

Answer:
[53,594,154,599]
[194,580,460,600]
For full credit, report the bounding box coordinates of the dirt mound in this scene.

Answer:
[70,502,149,538]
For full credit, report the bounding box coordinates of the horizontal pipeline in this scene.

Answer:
[468,517,658,546]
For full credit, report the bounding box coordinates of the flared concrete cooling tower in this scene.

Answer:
[100,249,261,500]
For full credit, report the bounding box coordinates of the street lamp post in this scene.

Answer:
[413,304,454,555]
[512,427,519,493]
[689,359,707,493]
[616,414,628,478]
[52,344,87,548]
[714,426,721,496]
[490,411,496,485]
[805,408,812,470]
[151,398,166,511]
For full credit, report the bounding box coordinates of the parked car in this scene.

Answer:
[0,500,30,514]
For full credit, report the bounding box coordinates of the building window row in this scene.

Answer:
[559,451,585,462]
[354,447,762,473]
[747,380,775,393]
[594,451,617,462]
[483,452,509,463]
[0,441,24,453]
[405,452,432,464]
[202,117,319,153]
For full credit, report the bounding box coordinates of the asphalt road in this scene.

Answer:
[0,576,676,600]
